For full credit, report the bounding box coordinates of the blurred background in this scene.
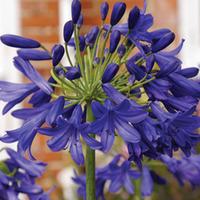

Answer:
[0,0,200,199]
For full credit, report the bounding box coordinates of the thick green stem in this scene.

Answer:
[86,103,96,200]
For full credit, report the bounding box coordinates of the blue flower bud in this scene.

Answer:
[68,36,86,52]
[93,57,100,65]
[85,26,99,47]
[65,66,81,80]
[101,2,109,21]
[117,44,126,58]
[79,36,86,52]
[109,30,121,53]
[17,49,51,60]
[71,0,81,24]
[52,44,65,66]
[128,6,140,30]
[63,20,74,43]
[77,14,83,28]
[110,2,126,26]
[179,67,199,78]
[152,32,175,53]
[102,63,119,83]
[0,34,40,48]
[55,66,67,76]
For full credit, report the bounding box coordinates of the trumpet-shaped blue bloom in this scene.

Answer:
[38,105,101,165]
[0,148,47,199]
[161,154,200,187]
[91,99,147,152]
[0,97,65,156]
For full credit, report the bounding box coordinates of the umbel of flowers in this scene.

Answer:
[1,0,200,199]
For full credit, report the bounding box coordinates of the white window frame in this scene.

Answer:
[59,0,75,66]
[0,0,21,158]
[178,0,200,68]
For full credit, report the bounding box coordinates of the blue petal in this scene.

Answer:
[115,118,141,143]
[141,166,153,197]
[46,96,65,125]
[13,57,53,95]
[17,49,51,61]
[101,130,115,152]
[70,141,84,165]
[91,101,107,118]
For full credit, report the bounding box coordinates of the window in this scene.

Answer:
[0,0,21,158]
[59,0,75,66]
[178,0,200,68]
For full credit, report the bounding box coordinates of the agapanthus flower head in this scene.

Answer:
[1,0,200,198]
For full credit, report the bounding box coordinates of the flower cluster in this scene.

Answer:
[0,0,200,199]
[0,148,51,200]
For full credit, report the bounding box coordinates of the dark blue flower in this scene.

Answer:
[63,20,74,43]
[100,2,109,21]
[0,97,65,155]
[0,148,47,199]
[127,117,159,168]
[161,154,200,187]
[71,0,81,24]
[109,30,121,53]
[151,102,200,156]
[128,6,140,30]
[17,49,51,61]
[6,148,46,177]
[168,72,200,98]
[38,105,101,165]
[91,99,147,152]
[65,66,81,80]
[52,44,65,66]
[145,39,184,75]
[110,2,126,26]
[108,159,140,194]
[102,63,119,83]
[0,34,40,48]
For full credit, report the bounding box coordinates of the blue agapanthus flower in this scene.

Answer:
[161,154,200,187]
[1,0,200,198]
[73,155,141,199]
[0,148,50,200]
